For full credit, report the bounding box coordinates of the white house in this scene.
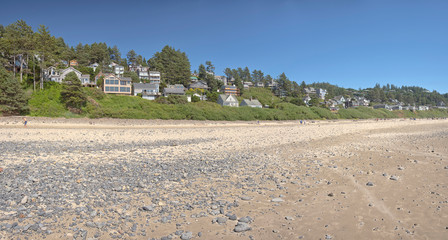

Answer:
[217,94,239,107]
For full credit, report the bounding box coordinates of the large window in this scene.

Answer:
[120,87,130,92]
[120,81,127,85]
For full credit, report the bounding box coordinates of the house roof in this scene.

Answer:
[189,81,208,89]
[119,77,132,81]
[218,94,238,102]
[134,83,158,90]
[241,99,262,106]
[164,87,185,94]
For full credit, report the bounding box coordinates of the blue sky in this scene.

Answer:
[2,0,447,93]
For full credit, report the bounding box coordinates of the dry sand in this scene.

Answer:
[0,117,447,240]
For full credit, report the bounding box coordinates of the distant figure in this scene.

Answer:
[23,117,27,127]
[300,120,303,124]
[257,120,260,125]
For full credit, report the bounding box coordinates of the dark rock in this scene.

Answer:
[234,222,251,232]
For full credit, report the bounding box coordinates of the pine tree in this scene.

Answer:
[60,72,86,112]
[149,45,191,86]
[0,66,28,115]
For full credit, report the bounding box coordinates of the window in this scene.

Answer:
[105,86,110,91]
[120,87,130,92]
[105,80,110,84]
[115,80,119,85]
[120,81,126,85]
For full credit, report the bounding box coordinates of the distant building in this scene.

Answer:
[114,66,124,76]
[88,63,99,72]
[303,95,311,105]
[241,98,262,108]
[217,94,239,107]
[134,83,160,100]
[333,96,346,105]
[103,75,132,95]
[220,85,238,95]
[255,82,264,88]
[137,66,149,80]
[44,66,93,86]
[149,71,161,84]
[373,104,391,110]
[316,88,327,100]
[418,106,429,111]
[163,84,185,97]
[69,60,78,67]
[134,83,159,96]
[188,81,209,91]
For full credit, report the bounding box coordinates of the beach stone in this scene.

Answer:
[238,216,252,223]
[390,176,399,181]
[180,231,193,240]
[234,222,251,232]
[366,182,374,186]
[142,205,154,211]
[271,198,284,203]
[217,217,227,224]
[20,196,28,204]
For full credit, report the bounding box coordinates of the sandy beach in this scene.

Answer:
[0,117,447,240]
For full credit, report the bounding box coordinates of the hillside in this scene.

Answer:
[26,86,448,120]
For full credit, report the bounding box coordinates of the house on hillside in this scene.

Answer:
[220,85,238,95]
[163,84,185,97]
[303,95,311,105]
[114,66,124,76]
[188,81,209,91]
[304,87,315,94]
[134,83,160,100]
[44,67,93,86]
[137,67,149,80]
[255,82,264,88]
[373,104,391,110]
[241,98,262,108]
[418,106,429,111]
[316,88,327,100]
[217,94,239,107]
[103,75,132,95]
[149,71,161,84]
[333,96,345,105]
[69,60,78,66]
[88,63,99,72]
[134,83,159,96]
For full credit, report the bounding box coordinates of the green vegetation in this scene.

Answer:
[60,72,86,112]
[148,46,191,86]
[0,66,28,115]
[26,86,448,120]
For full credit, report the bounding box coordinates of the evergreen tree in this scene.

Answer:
[205,61,215,74]
[0,66,28,114]
[198,64,206,80]
[149,45,191,86]
[127,50,137,66]
[60,72,86,112]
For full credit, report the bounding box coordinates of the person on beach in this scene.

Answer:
[23,117,27,127]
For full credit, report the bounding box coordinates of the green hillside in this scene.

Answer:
[26,86,448,120]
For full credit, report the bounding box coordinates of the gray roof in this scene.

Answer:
[189,81,208,89]
[134,83,158,90]
[218,94,238,102]
[164,87,185,94]
[119,77,132,81]
[241,99,262,106]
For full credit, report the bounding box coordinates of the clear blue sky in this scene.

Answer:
[2,0,447,93]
